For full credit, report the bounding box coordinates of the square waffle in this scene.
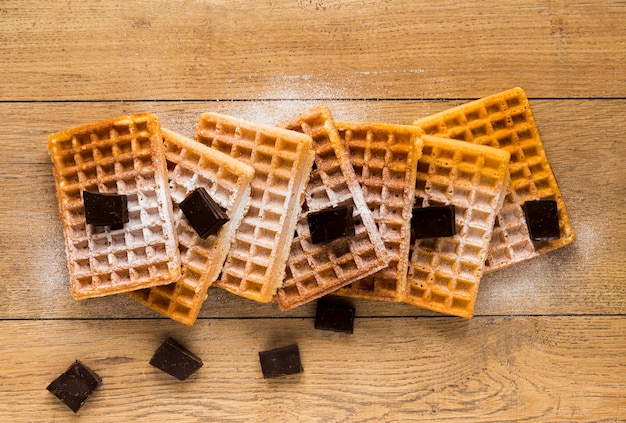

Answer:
[276,106,389,310]
[413,87,575,272]
[48,113,181,299]
[195,113,315,303]
[128,129,254,325]
[404,135,510,318]
[333,122,423,302]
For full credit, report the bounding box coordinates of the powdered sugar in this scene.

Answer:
[224,74,368,125]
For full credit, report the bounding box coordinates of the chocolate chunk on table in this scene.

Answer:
[411,205,456,240]
[523,199,561,241]
[259,344,303,378]
[315,299,355,334]
[83,190,129,227]
[179,187,229,239]
[149,338,203,380]
[307,205,355,244]
[46,360,102,413]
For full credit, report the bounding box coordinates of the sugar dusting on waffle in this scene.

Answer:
[332,122,423,302]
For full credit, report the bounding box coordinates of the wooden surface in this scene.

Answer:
[1,1,625,421]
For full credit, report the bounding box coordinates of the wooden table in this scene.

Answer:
[1,1,625,421]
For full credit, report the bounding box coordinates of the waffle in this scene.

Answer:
[276,106,389,310]
[128,129,254,325]
[413,87,575,272]
[48,113,181,299]
[195,113,315,303]
[331,122,423,302]
[404,135,510,318]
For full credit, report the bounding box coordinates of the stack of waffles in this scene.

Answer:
[412,87,575,273]
[276,106,389,310]
[48,87,575,322]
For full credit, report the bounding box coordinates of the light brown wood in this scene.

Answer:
[1,1,625,100]
[1,0,625,420]
[1,318,624,422]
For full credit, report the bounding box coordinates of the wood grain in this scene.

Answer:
[1,317,624,422]
[1,0,625,420]
[1,1,625,100]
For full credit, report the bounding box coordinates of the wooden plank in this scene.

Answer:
[1,1,625,100]
[0,317,624,421]
[3,99,625,162]
[0,99,624,319]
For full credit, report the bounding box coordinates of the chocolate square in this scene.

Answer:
[523,199,561,241]
[179,187,229,239]
[83,191,129,227]
[46,360,102,413]
[307,205,355,244]
[149,338,203,381]
[411,205,456,240]
[315,299,355,334]
[259,344,303,378]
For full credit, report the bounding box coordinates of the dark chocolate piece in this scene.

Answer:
[411,205,456,240]
[307,205,355,244]
[258,344,303,378]
[83,190,129,227]
[179,187,229,239]
[149,338,203,381]
[46,360,102,413]
[523,199,561,241]
[315,299,355,334]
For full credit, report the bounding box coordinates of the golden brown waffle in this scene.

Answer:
[195,113,315,303]
[48,114,181,299]
[128,129,254,325]
[332,122,423,302]
[404,135,510,318]
[276,106,389,310]
[413,87,575,272]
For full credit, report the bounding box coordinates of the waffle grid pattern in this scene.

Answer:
[413,87,575,272]
[196,113,315,303]
[277,107,389,310]
[404,135,510,317]
[129,129,253,325]
[48,114,180,299]
[333,123,423,302]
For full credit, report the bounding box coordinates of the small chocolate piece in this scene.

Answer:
[149,338,203,381]
[179,187,229,239]
[83,190,129,227]
[523,199,561,241]
[307,205,355,244]
[315,299,355,334]
[46,360,102,413]
[411,205,456,240]
[259,344,303,378]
